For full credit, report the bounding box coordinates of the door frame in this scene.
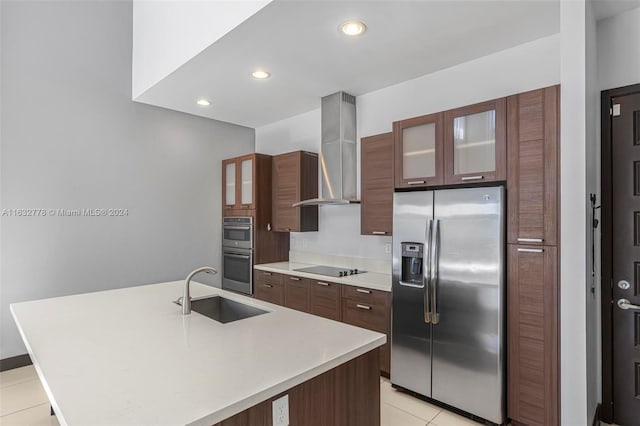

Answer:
[600,82,640,423]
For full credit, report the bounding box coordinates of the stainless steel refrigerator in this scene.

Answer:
[391,186,505,424]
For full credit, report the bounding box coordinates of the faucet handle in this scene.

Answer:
[174,296,184,306]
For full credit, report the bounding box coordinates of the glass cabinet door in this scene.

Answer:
[225,161,236,206]
[403,123,436,180]
[444,98,506,184]
[453,110,495,175]
[240,158,253,206]
[394,112,444,188]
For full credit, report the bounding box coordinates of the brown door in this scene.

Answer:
[611,91,640,425]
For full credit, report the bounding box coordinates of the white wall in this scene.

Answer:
[132,0,271,99]
[0,0,255,359]
[597,6,640,91]
[560,0,588,424]
[256,34,560,263]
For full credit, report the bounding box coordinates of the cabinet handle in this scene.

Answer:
[356,288,371,294]
[263,284,273,288]
[517,248,544,253]
[317,281,330,286]
[263,272,272,276]
[407,180,426,185]
[290,277,301,281]
[372,231,387,235]
[517,238,543,243]
[461,176,484,181]
[356,304,371,310]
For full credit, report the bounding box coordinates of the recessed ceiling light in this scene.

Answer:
[251,69,271,80]
[340,20,367,37]
[196,98,211,107]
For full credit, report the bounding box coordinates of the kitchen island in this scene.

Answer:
[10,281,385,426]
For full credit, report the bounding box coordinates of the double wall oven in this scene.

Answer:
[222,217,253,295]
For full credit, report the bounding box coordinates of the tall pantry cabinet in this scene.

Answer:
[506,85,560,426]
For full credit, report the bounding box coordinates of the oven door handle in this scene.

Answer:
[224,253,251,259]
[224,226,252,231]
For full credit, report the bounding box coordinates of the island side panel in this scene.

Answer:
[214,350,380,426]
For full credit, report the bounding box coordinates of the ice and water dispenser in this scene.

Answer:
[401,242,424,285]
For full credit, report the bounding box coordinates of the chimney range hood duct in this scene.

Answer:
[293,92,360,207]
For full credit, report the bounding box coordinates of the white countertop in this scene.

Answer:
[254,262,392,292]
[10,282,385,426]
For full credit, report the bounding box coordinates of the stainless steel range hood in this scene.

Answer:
[293,92,360,207]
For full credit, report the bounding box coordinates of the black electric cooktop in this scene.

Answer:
[294,265,367,278]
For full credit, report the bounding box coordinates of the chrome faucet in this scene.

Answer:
[178,266,218,315]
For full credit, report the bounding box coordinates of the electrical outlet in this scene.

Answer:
[384,243,392,254]
[272,394,289,426]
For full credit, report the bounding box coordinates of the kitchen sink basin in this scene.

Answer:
[175,296,268,323]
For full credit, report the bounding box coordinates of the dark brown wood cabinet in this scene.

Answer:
[506,84,560,426]
[222,153,271,213]
[361,133,394,236]
[507,245,558,426]
[507,86,559,246]
[252,270,391,376]
[443,98,507,184]
[214,350,380,426]
[284,275,311,313]
[309,279,341,321]
[272,151,319,232]
[341,286,391,377]
[221,153,289,265]
[393,112,444,189]
[254,271,285,305]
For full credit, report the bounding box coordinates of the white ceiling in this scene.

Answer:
[135,0,560,128]
[592,0,640,20]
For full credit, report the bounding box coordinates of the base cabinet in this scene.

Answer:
[254,270,391,376]
[309,279,341,321]
[341,286,391,377]
[284,276,311,313]
[507,245,558,426]
[213,350,380,426]
[254,271,284,305]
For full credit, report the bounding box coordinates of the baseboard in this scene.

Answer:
[592,403,601,426]
[0,354,32,372]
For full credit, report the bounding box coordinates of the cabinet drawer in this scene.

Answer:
[310,280,341,321]
[284,275,310,313]
[342,286,389,308]
[254,270,282,286]
[341,299,388,334]
[254,278,284,306]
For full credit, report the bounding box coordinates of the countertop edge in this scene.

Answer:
[10,305,69,426]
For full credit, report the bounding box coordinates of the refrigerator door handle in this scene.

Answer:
[423,219,433,323]
[431,219,440,324]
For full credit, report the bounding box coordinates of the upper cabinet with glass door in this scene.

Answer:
[443,98,506,184]
[393,112,444,188]
[222,153,261,214]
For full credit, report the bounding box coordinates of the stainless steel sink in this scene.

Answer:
[174,296,267,323]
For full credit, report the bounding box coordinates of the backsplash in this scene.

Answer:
[289,204,392,261]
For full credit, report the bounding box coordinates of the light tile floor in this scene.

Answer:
[0,366,482,425]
